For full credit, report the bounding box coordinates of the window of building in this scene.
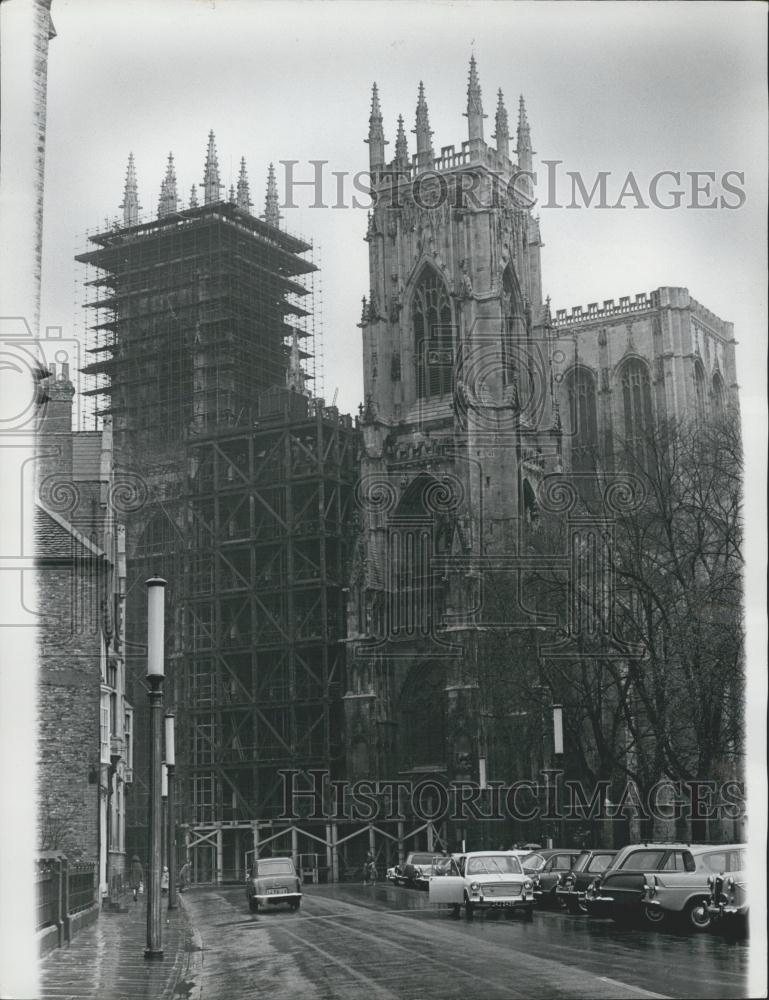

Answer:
[100,689,110,764]
[694,359,706,423]
[412,269,453,400]
[712,371,725,413]
[124,707,133,779]
[501,267,525,387]
[565,367,599,472]
[620,358,653,461]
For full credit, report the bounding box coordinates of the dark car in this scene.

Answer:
[245,856,302,913]
[401,851,436,889]
[525,851,584,906]
[554,849,618,913]
[584,844,714,924]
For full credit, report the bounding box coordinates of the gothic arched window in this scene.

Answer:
[412,269,453,400]
[693,360,706,423]
[712,371,725,414]
[565,367,599,472]
[501,267,526,387]
[620,358,653,460]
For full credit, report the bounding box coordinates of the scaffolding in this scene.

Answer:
[75,198,352,860]
[177,394,357,880]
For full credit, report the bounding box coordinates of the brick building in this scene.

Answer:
[36,365,131,896]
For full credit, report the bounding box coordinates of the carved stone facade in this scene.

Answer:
[346,67,563,807]
[346,67,739,847]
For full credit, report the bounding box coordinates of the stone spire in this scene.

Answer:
[394,114,409,171]
[157,153,178,218]
[465,55,486,144]
[120,152,140,226]
[263,162,282,227]
[413,81,434,173]
[189,184,199,209]
[236,157,252,212]
[516,96,534,204]
[493,89,510,160]
[202,130,222,205]
[366,83,387,172]
[228,184,236,204]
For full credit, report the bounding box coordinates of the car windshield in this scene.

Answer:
[408,854,434,865]
[521,853,546,870]
[572,851,591,872]
[256,859,294,875]
[466,856,523,876]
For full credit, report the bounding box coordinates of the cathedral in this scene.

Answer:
[344,58,740,843]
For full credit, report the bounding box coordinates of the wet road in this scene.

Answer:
[176,882,749,1000]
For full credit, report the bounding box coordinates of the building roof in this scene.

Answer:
[34,504,105,561]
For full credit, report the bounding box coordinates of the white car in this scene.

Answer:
[428,851,535,919]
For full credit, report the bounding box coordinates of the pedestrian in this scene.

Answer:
[178,860,191,893]
[161,866,169,895]
[129,855,144,901]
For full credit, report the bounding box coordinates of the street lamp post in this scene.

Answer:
[165,712,177,910]
[145,576,166,961]
[552,704,565,846]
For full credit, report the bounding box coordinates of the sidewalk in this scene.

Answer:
[39,893,192,1000]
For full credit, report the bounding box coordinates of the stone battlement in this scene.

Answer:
[554,291,657,327]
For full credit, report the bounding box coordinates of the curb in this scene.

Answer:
[163,895,204,1000]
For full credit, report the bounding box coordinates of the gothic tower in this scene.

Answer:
[346,62,561,818]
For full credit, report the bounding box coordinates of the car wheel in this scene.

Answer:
[683,898,711,933]
[450,904,461,919]
[290,900,301,912]
[642,905,667,928]
[248,897,258,914]
[567,898,587,915]
[464,898,475,920]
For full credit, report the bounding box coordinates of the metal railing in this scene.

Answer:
[35,856,98,935]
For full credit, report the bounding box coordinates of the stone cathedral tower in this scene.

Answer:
[345,60,562,796]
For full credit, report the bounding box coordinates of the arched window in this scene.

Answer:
[412,269,453,400]
[620,358,653,461]
[501,267,526,387]
[693,360,706,423]
[565,367,599,472]
[712,371,725,414]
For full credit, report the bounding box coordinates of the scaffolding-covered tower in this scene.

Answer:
[75,140,358,875]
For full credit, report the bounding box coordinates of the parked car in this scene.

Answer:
[584,843,716,924]
[387,851,435,889]
[428,851,535,919]
[707,864,748,931]
[245,856,302,913]
[554,849,618,914]
[642,844,746,932]
[526,851,584,906]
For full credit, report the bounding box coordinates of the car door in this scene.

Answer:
[428,856,464,904]
[603,849,667,908]
[541,853,575,892]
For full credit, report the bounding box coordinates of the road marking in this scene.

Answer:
[598,975,671,999]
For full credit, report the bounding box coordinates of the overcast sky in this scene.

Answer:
[40,0,767,419]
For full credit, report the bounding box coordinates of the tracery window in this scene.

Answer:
[565,367,599,472]
[413,269,453,400]
[620,358,653,463]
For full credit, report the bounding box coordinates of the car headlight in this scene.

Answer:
[726,877,734,890]
[470,882,480,893]
[707,875,714,889]
[523,880,532,891]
